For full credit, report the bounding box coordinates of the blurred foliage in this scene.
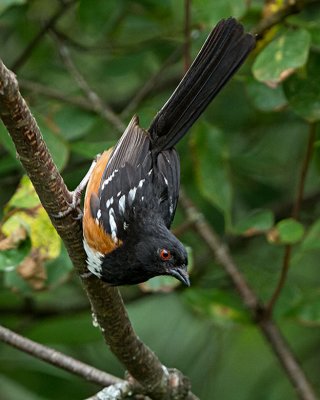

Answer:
[0,0,320,399]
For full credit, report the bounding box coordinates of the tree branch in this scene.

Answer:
[0,59,196,400]
[179,190,318,400]
[0,324,121,387]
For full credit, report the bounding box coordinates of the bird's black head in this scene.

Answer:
[100,220,189,286]
[134,225,190,286]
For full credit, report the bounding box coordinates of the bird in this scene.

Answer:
[67,18,255,287]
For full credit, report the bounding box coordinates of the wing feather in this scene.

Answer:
[96,115,152,240]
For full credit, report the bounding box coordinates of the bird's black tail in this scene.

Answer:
[149,18,255,153]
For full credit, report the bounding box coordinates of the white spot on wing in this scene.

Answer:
[138,178,145,188]
[101,169,119,190]
[169,202,174,215]
[106,196,114,208]
[128,187,137,204]
[83,238,103,278]
[169,196,174,215]
[117,191,121,197]
[119,195,125,215]
[109,208,118,243]
[163,175,168,185]
[97,209,101,219]
[123,221,129,230]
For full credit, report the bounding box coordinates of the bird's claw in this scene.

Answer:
[53,191,83,219]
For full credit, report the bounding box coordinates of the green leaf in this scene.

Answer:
[6,175,40,209]
[276,218,305,244]
[233,209,274,236]
[4,176,61,260]
[0,0,25,15]
[246,78,287,112]
[284,52,320,122]
[253,29,311,86]
[286,8,320,47]
[191,122,232,225]
[300,219,320,251]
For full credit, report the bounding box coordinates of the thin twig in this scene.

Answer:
[179,190,317,400]
[0,324,122,387]
[267,122,317,315]
[53,33,126,133]
[11,0,77,72]
[20,78,96,112]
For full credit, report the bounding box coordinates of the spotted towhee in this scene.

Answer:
[67,18,255,287]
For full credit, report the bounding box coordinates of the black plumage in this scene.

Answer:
[84,18,256,286]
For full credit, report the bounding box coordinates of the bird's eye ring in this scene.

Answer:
[159,248,172,261]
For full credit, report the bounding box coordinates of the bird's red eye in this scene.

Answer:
[160,249,171,261]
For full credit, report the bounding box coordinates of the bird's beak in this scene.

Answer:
[169,266,190,287]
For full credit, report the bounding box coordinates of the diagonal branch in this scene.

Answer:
[0,59,196,400]
[0,324,121,387]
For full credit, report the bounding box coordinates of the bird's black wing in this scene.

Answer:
[154,149,180,228]
[90,115,152,242]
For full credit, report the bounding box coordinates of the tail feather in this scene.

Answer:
[149,18,255,152]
